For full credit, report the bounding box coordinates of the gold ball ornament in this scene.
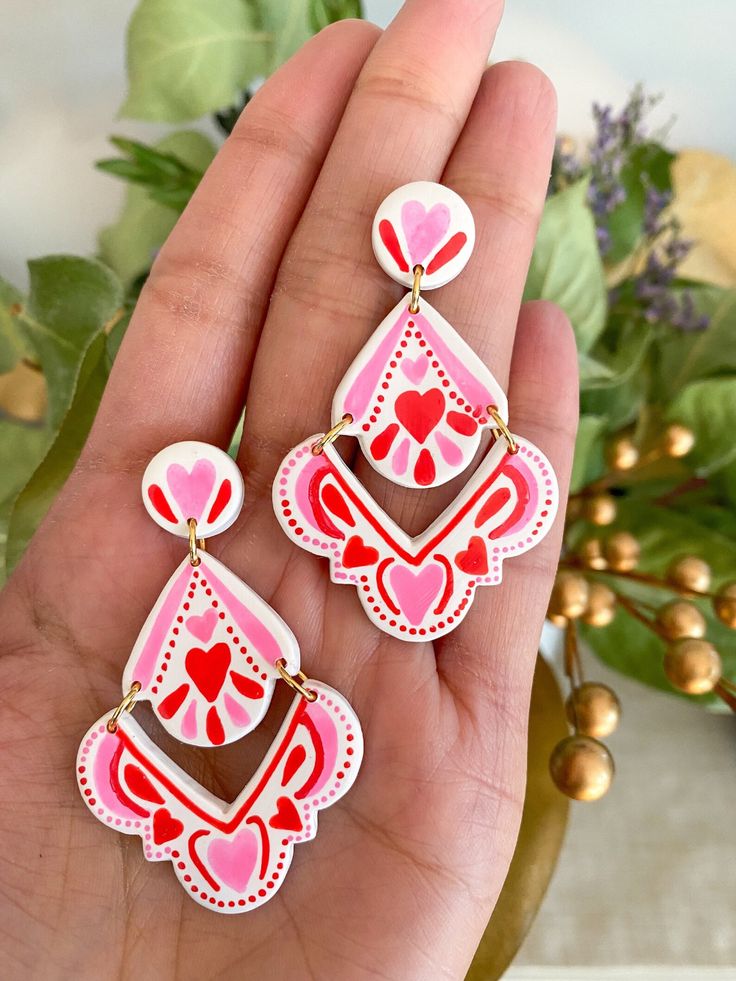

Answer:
[565,682,621,738]
[664,638,722,694]
[549,735,615,801]
[713,582,736,629]
[603,531,640,572]
[662,423,695,458]
[584,492,617,526]
[578,537,607,570]
[607,435,639,472]
[656,600,707,640]
[581,582,617,627]
[667,555,711,594]
[548,571,590,620]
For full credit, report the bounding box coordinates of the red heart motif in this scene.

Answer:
[269,795,303,832]
[185,642,231,702]
[343,535,379,568]
[153,807,184,844]
[455,536,489,575]
[395,389,445,444]
[124,764,164,805]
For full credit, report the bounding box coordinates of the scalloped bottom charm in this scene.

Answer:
[77,681,362,913]
[273,435,558,640]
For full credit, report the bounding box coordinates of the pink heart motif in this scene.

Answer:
[389,563,445,626]
[186,608,218,644]
[207,829,259,893]
[400,355,429,385]
[401,200,451,266]
[166,459,216,523]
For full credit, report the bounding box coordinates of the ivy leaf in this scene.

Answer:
[309,0,362,32]
[667,377,736,475]
[257,0,312,69]
[569,415,606,494]
[122,0,272,122]
[524,179,607,353]
[606,142,675,264]
[468,657,569,980]
[580,501,736,700]
[13,257,122,430]
[5,335,109,574]
[99,131,216,288]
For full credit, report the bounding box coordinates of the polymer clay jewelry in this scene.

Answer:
[77,441,363,913]
[273,182,559,641]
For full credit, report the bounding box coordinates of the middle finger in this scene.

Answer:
[238,0,506,504]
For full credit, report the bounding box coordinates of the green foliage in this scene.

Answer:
[14,257,122,429]
[122,0,271,121]
[98,131,216,288]
[606,143,675,263]
[1,257,124,575]
[96,136,205,211]
[524,179,607,353]
[579,502,736,701]
[309,0,362,32]
[121,0,363,122]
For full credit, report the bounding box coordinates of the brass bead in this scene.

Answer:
[549,571,590,620]
[662,423,695,458]
[578,537,607,570]
[565,682,621,738]
[603,531,640,572]
[584,492,617,527]
[713,582,736,629]
[607,435,639,472]
[581,582,617,627]
[666,556,711,594]
[547,612,568,628]
[549,735,614,801]
[664,638,722,695]
[656,600,707,640]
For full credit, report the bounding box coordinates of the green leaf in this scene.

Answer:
[99,131,216,288]
[0,278,31,372]
[569,415,607,493]
[524,179,607,353]
[606,142,675,264]
[122,0,272,121]
[0,420,50,583]
[257,0,312,69]
[580,501,736,700]
[667,377,736,475]
[14,257,122,430]
[578,353,615,387]
[468,657,569,980]
[309,0,362,32]
[5,335,109,573]
[96,136,205,213]
[654,287,736,398]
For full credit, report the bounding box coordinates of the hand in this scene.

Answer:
[0,2,577,977]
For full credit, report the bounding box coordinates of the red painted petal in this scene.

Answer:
[207,478,232,524]
[148,484,178,523]
[379,219,409,272]
[426,232,467,274]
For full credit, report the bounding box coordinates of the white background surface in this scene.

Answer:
[2,1,736,975]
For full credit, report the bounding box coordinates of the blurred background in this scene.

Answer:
[2,2,735,978]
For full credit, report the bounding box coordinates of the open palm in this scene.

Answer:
[0,2,577,977]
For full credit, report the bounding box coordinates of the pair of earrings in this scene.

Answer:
[77,182,558,913]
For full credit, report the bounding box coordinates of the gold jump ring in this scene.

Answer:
[409,264,423,314]
[312,414,353,456]
[488,405,519,455]
[107,682,141,733]
[188,518,206,565]
[276,659,317,702]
